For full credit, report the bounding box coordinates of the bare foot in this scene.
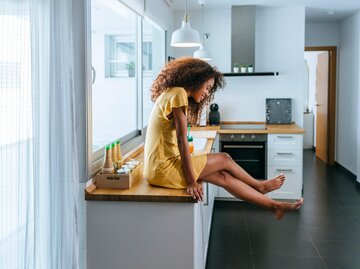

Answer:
[271,198,304,220]
[261,173,285,194]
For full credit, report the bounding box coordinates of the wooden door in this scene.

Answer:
[315,52,329,163]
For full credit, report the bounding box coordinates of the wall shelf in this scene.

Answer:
[223,72,279,77]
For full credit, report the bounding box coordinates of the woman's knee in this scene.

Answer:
[220,152,232,162]
[215,170,232,187]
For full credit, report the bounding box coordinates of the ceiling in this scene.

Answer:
[170,0,360,23]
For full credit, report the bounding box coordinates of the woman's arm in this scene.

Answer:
[172,107,203,201]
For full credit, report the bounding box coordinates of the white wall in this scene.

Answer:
[305,22,339,47]
[213,6,306,125]
[337,12,360,175]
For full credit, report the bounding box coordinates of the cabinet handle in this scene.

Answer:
[276,135,293,139]
[276,168,293,172]
[204,182,209,206]
[224,145,264,149]
[276,152,293,155]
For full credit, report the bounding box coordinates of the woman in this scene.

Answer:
[144,57,303,220]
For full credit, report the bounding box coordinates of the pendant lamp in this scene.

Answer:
[193,3,212,61]
[171,0,201,47]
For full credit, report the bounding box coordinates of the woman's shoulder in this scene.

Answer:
[166,87,187,96]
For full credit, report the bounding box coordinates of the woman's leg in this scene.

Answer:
[199,153,285,194]
[201,170,303,220]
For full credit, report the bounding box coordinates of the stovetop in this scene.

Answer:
[220,124,267,130]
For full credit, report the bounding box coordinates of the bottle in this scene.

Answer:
[115,139,123,167]
[199,107,207,126]
[102,145,114,174]
[111,142,118,170]
[188,135,194,154]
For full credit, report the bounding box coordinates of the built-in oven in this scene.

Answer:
[219,132,267,180]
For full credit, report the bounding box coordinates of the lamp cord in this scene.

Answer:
[201,4,204,44]
[184,0,188,22]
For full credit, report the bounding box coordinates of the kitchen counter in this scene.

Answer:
[85,130,217,203]
[218,122,305,134]
[85,123,304,203]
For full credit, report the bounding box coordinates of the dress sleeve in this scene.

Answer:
[163,87,188,118]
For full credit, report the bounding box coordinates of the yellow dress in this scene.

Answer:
[144,87,207,189]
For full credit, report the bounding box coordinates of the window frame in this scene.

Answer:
[85,0,165,179]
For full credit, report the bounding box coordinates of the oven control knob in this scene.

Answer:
[251,134,256,140]
[240,134,245,140]
[230,134,235,140]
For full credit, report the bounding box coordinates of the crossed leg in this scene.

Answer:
[199,153,285,194]
[198,153,303,220]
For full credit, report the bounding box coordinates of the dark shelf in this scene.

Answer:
[223,72,279,77]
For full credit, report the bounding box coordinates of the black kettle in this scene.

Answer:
[209,103,220,126]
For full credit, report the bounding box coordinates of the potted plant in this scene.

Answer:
[247,64,254,73]
[233,63,240,73]
[240,63,247,73]
[125,61,135,77]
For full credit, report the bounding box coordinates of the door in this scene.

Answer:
[315,52,329,163]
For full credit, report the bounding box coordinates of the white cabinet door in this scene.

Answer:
[267,134,303,199]
[267,149,302,167]
[267,166,303,199]
[268,134,302,149]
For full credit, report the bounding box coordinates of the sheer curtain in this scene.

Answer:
[0,0,79,268]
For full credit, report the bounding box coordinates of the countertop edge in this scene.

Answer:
[85,192,197,203]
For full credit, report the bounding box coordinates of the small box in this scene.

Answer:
[95,163,143,189]
[266,98,292,124]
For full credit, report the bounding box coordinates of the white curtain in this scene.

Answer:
[0,0,79,268]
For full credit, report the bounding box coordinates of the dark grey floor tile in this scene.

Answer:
[322,255,360,269]
[251,239,318,257]
[211,207,247,226]
[306,224,360,241]
[300,213,356,227]
[206,253,254,269]
[339,205,360,217]
[335,196,360,206]
[248,223,310,242]
[208,224,251,254]
[313,240,360,258]
[299,204,346,216]
[253,254,326,269]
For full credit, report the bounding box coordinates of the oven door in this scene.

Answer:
[220,141,266,180]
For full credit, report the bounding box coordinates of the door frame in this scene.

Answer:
[305,46,337,165]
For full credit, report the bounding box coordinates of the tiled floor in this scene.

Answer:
[206,150,360,269]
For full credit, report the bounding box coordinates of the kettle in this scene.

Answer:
[209,103,220,126]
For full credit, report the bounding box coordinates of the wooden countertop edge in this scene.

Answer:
[85,193,197,203]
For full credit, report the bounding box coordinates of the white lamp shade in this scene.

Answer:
[171,20,201,47]
[193,45,212,61]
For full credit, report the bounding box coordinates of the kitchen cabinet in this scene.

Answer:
[267,134,303,199]
[216,131,304,200]
[87,201,206,269]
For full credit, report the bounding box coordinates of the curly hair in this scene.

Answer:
[150,57,225,125]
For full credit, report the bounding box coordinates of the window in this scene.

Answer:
[105,38,155,78]
[142,18,166,127]
[88,0,165,176]
[0,4,32,267]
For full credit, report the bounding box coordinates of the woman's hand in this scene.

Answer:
[186,182,203,201]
